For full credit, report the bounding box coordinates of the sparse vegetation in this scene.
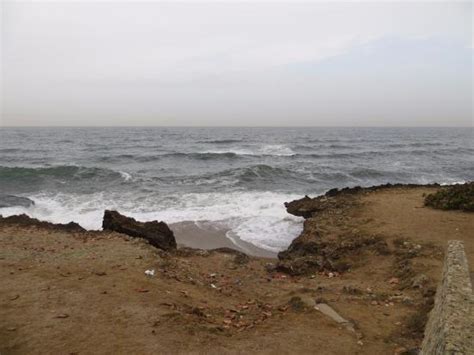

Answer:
[424,183,474,212]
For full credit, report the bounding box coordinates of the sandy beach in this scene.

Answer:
[172,221,278,258]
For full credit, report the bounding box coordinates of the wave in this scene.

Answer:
[0,165,132,186]
[0,148,23,153]
[155,164,306,189]
[0,190,304,252]
[201,145,295,157]
[234,164,291,181]
[199,139,244,144]
[293,147,471,160]
[130,145,296,161]
[97,154,136,162]
[119,171,133,182]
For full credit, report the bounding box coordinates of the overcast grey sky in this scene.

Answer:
[1,1,472,127]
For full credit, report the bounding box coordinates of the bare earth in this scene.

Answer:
[1,186,472,354]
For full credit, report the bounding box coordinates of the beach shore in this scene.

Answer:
[171,220,277,258]
[1,184,473,354]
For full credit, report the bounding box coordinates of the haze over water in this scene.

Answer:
[0,127,472,251]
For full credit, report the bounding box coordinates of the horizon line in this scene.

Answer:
[1,125,473,129]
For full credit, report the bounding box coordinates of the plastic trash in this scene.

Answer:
[144,269,155,277]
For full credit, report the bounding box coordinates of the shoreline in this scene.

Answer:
[171,220,278,258]
[1,183,473,354]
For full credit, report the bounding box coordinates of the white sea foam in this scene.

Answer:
[440,180,466,186]
[202,144,295,157]
[260,144,295,156]
[119,171,132,181]
[0,191,304,252]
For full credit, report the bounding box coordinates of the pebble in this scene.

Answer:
[389,277,399,285]
[55,314,69,319]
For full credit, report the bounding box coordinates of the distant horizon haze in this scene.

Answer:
[1,125,473,128]
[1,1,472,127]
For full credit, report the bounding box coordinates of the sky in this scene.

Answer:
[0,1,472,127]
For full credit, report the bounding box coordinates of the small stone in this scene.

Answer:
[389,277,400,285]
[411,274,429,289]
[55,314,69,319]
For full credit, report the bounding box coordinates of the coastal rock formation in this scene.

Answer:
[278,183,452,276]
[278,186,394,275]
[284,193,351,219]
[283,183,441,219]
[102,210,177,251]
[0,214,85,232]
[0,194,35,208]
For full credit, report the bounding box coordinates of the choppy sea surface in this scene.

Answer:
[0,127,472,251]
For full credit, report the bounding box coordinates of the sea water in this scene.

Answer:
[0,127,472,251]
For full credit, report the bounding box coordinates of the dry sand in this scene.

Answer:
[1,186,473,354]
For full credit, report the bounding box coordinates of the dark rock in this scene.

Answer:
[287,296,307,312]
[102,210,176,251]
[0,195,35,208]
[0,214,85,233]
[322,182,441,199]
[284,195,316,218]
[277,225,388,275]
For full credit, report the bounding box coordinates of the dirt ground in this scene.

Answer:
[1,186,472,354]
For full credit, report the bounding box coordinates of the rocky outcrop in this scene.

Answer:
[102,210,176,251]
[285,183,442,220]
[277,231,388,275]
[284,194,351,219]
[0,214,85,233]
[0,194,35,208]
[278,190,389,275]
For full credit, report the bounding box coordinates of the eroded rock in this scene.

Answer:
[0,214,85,233]
[102,210,177,251]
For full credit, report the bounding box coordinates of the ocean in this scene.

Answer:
[0,127,472,252]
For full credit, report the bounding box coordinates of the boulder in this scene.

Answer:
[102,210,176,251]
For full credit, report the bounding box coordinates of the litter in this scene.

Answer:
[145,269,155,277]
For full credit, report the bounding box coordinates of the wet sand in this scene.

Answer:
[171,220,277,258]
